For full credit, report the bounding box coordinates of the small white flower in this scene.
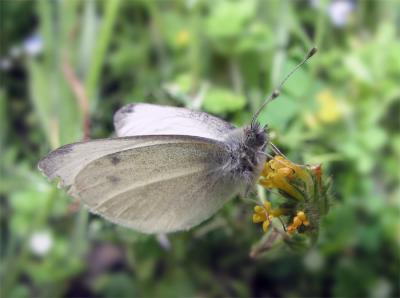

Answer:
[370,279,392,298]
[303,249,324,272]
[29,231,53,256]
[23,34,43,56]
[328,0,354,27]
[156,233,171,250]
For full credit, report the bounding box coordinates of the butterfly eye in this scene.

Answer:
[244,128,266,148]
[254,132,266,146]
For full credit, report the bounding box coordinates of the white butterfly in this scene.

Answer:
[38,48,317,234]
[39,103,266,233]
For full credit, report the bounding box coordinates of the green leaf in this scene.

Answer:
[202,87,246,115]
[344,55,373,84]
[206,0,255,40]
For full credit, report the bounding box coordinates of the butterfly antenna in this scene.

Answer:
[251,47,318,126]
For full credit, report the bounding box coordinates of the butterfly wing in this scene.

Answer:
[39,135,242,233]
[38,136,186,189]
[113,103,235,141]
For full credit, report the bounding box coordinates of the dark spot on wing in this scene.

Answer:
[113,104,136,127]
[110,156,121,165]
[37,143,75,174]
[107,175,120,184]
[52,143,74,155]
[121,104,135,113]
[187,109,235,134]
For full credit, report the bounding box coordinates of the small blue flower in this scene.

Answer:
[328,0,355,27]
[23,34,43,56]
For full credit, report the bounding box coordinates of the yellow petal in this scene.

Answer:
[270,175,304,200]
[260,163,272,177]
[254,205,264,214]
[253,214,267,223]
[277,167,294,178]
[176,30,190,46]
[297,211,306,221]
[263,201,271,211]
[262,220,270,232]
[259,178,274,188]
[316,89,343,123]
[293,216,302,227]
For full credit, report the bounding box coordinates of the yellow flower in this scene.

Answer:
[176,29,190,47]
[252,202,285,232]
[259,156,313,200]
[316,89,343,123]
[287,211,310,234]
[304,112,319,129]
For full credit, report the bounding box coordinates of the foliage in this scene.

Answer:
[1,0,399,297]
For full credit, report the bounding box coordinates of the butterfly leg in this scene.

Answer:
[269,142,287,158]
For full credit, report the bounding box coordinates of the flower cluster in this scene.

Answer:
[251,155,332,253]
[259,155,313,201]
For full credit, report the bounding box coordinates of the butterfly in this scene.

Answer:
[38,48,317,234]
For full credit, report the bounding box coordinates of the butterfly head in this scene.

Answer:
[245,122,268,150]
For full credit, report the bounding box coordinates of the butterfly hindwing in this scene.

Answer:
[39,135,242,233]
[113,103,235,141]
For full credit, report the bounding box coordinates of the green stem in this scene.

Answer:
[189,7,203,91]
[85,0,121,105]
[71,208,89,258]
[313,0,328,53]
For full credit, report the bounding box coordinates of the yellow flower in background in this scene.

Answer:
[316,89,343,123]
[304,112,319,129]
[176,29,190,47]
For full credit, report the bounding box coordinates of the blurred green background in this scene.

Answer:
[1,0,399,297]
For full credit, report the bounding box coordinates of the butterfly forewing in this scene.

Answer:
[38,136,198,188]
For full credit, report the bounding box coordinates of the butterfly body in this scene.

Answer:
[221,124,267,187]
